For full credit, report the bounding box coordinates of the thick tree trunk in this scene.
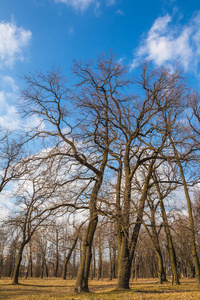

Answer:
[117,143,132,289]
[12,243,25,284]
[117,173,131,289]
[74,214,98,293]
[117,236,131,289]
[118,159,154,289]
[157,250,167,284]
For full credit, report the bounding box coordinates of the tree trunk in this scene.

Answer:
[117,236,131,289]
[97,232,102,281]
[109,241,113,281]
[101,255,104,281]
[74,214,98,293]
[54,229,59,277]
[62,235,78,279]
[72,249,76,278]
[25,261,30,279]
[93,244,96,278]
[29,242,33,278]
[117,148,131,289]
[157,185,180,285]
[41,252,45,279]
[112,243,117,279]
[157,249,167,284]
[45,262,48,277]
[12,243,25,284]
[118,159,154,289]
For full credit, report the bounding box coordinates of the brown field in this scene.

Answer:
[0,277,200,300]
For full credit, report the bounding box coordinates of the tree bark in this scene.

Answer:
[12,243,25,284]
[117,159,155,289]
[74,215,97,292]
[74,178,100,293]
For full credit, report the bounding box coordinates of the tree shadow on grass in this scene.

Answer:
[101,287,200,295]
[7,282,65,288]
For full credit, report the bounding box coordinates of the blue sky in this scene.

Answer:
[0,0,200,129]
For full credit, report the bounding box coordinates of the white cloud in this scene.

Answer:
[106,0,115,6]
[0,76,20,130]
[0,76,46,131]
[0,105,19,130]
[132,12,200,72]
[54,0,116,12]
[0,190,15,221]
[0,21,32,68]
[54,0,94,11]
[2,76,18,92]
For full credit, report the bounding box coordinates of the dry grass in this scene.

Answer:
[0,277,200,300]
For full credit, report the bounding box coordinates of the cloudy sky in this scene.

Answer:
[1,0,200,129]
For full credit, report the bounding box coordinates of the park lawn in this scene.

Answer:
[0,277,200,300]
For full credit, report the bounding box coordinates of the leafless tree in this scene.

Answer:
[0,128,26,194]
[8,171,68,284]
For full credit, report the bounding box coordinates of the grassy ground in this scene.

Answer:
[0,277,200,300]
